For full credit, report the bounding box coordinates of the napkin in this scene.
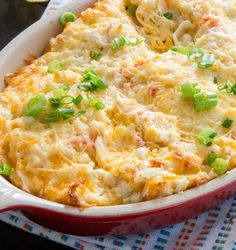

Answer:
[1,1,236,249]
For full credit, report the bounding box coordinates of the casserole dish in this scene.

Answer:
[0,0,236,236]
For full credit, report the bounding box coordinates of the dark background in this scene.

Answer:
[0,1,72,249]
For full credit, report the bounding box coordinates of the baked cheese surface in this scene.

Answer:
[1,0,236,208]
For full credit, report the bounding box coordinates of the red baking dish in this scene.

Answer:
[0,0,236,236]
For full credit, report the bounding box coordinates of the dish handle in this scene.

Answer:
[0,176,35,212]
[0,177,66,213]
[0,177,20,212]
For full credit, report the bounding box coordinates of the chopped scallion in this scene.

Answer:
[41,110,60,123]
[94,102,105,110]
[171,46,191,55]
[163,12,173,20]
[198,54,215,69]
[208,152,217,166]
[79,69,108,91]
[211,158,228,175]
[58,108,74,120]
[110,36,143,51]
[188,48,204,60]
[181,82,201,99]
[78,81,97,92]
[126,3,137,16]
[222,118,233,129]
[59,11,76,26]
[77,109,86,115]
[52,85,70,99]
[0,163,12,176]
[73,95,83,105]
[193,92,218,111]
[60,95,74,104]
[49,98,60,107]
[213,76,218,84]
[89,51,103,60]
[23,94,47,118]
[197,128,217,147]
[48,60,63,74]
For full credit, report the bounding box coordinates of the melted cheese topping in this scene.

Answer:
[1,0,236,208]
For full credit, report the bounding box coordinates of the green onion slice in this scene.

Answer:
[198,54,215,69]
[58,108,74,120]
[208,152,217,166]
[218,83,236,95]
[48,60,63,74]
[213,76,218,84]
[78,81,97,92]
[204,92,218,109]
[171,46,191,55]
[42,110,60,123]
[222,118,233,129]
[193,92,218,111]
[197,128,217,147]
[163,12,173,20]
[126,3,137,16]
[89,51,103,60]
[181,82,201,99]
[23,94,47,118]
[60,95,74,104]
[77,109,86,115]
[211,158,228,175]
[73,95,83,105]
[59,11,76,26]
[231,83,236,94]
[110,36,143,51]
[79,69,108,91]
[49,98,61,107]
[188,48,204,60]
[110,36,127,51]
[94,102,105,110]
[52,85,70,99]
[0,163,12,176]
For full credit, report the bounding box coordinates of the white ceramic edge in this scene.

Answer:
[0,0,236,217]
[1,169,236,216]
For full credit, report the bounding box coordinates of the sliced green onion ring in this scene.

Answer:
[222,118,233,129]
[42,110,60,123]
[163,12,173,20]
[110,36,143,51]
[78,81,97,92]
[58,108,74,120]
[171,46,191,55]
[94,102,105,110]
[73,95,83,105]
[0,163,12,176]
[197,128,217,147]
[23,94,47,118]
[181,82,201,99]
[60,95,74,104]
[208,152,217,166]
[188,48,204,60]
[49,97,60,107]
[198,54,215,69]
[89,51,103,60]
[126,3,137,16]
[193,92,218,111]
[211,158,228,175]
[59,11,76,26]
[48,60,63,74]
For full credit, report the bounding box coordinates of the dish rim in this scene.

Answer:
[0,0,236,218]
